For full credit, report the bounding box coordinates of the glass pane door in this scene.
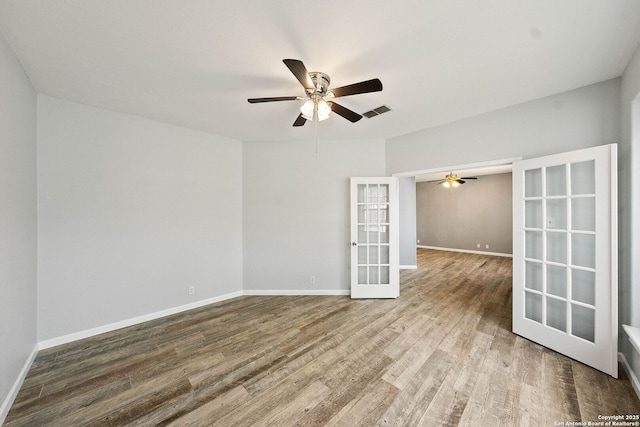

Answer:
[513,144,617,377]
[356,183,391,285]
[350,177,399,299]
[522,161,597,342]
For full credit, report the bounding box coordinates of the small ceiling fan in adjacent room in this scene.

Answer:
[247,59,382,126]
[437,172,478,188]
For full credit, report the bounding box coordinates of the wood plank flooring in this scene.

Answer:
[5,249,640,426]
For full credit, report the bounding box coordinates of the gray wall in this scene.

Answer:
[37,95,244,341]
[0,33,38,418]
[620,42,640,389]
[386,79,620,175]
[398,176,417,267]
[416,173,512,255]
[243,139,386,293]
[386,76,640,383]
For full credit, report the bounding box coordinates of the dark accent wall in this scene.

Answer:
[416,173,512,254]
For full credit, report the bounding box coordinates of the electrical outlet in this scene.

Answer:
[485,244,489,249]
[188,286,195,295]
[310,276,316,284]
[417,239,420,244]
[477,243,480,248]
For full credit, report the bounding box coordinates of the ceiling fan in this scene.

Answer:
[248,59,382,127]
[437,172,478,188]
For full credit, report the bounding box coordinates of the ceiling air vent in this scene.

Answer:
[363,105,392,118]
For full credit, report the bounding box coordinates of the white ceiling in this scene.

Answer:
[1,1,640,142]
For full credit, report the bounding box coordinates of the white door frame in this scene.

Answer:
[392,157,521,180]
[393,157,520,258]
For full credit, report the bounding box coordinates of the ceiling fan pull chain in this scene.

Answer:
[315,111,319,156]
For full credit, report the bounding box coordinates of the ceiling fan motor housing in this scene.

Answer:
[308,72,331,95]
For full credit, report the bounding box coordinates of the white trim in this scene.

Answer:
[37,291,243,350]
[36,289,350,351]
[392,157,521,178]
[619,351,640,400]
[417,245,513,258]
[623,325,640,357]
[400,265,418,270]
[243,289,350,296]
[610,144,619,377]
[0,344,38,424]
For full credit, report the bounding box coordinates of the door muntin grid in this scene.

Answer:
[522,160,596,343]
[356,183,391,285]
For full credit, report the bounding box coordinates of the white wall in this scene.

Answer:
[37,95,243,341]
[386,79,620,175]
[621,42,640,391]
[0,32,37,420]
[243,139,386,293]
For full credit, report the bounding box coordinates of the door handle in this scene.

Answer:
[351,242,357,246]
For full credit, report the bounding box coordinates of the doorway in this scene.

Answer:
[393,146,618,377]
[394,157,519,269]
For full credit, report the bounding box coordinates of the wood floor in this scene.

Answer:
[5,249,640,426]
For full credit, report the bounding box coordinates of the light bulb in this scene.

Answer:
[443,181,450,188]
[317,100,331,121]
[452,181,460,187]
[300,99,314,120]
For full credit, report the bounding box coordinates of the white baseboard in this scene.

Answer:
[38,291,243,350]
[400,265,418,270]
[5,288,349,420]
[417,245,513,258]
[4,289,340,421]
[243,289,350,296]
[0,344,38,425]
[619,351,640,400]
[38,289,350,350]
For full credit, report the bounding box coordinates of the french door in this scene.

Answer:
[350,177,399,299]
[513,144,618,377]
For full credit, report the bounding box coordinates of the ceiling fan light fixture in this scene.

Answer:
[317,99,331,121]
[300,99,315,120]
[438,172,477,188]
[300,98,331,121]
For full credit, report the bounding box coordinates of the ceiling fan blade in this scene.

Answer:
[292,113,307,127]
[330,102,362,123]
[436,180,446,185]
[460,177,478,180]
[283,59,314,91]
[248,96,299,103]
[331,78,383,98]
[458,180,466,184]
